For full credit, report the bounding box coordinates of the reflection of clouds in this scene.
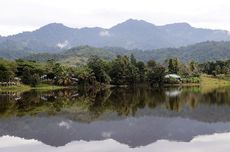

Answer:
[1,133,230,152]
[58,121,72,129]
[0,135,39,148]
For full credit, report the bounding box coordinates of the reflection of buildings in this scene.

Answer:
[165,90,182,97]
[0,92,21,101]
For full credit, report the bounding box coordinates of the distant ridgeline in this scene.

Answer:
[20,41,230,66]
[1,19,230,62]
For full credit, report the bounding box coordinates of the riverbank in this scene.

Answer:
[164,83,200,87]
[32,84,67,91]
[200,75,230,93]
[0,84,31,92]
[1,75,230,92]
[0,83,66,92]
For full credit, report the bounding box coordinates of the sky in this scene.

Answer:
[0,0,230,36]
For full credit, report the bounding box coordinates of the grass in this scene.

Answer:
[0,83,67,92]
[1,75,230,93]
[0,84,31,92]
[200,74,230,93]
[164,83,200,87]
[32,83,67,91]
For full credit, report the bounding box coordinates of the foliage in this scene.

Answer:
[109,56,139,85]
[147,64,166,87]
[200,60,230,76]
[18,41,230,65]
[0,58,16,82]
[75,66,96,85]
[136,61,145,82]
[2,54,230,88]
[87,56,111,84]
[168,58,180,74]
[16,60,45,86]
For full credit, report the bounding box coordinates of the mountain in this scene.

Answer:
[22,41,230,65]
[135,41,230,62]
[6,23,76,52]
[0,40,32,60]
[1,19,230,57]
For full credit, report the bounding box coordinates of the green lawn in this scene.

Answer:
[32,83,67,91]
[0,84,31,92]
[0,83,67,92]
[200,75,230,93]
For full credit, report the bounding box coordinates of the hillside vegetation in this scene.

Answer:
[22,41,230,65]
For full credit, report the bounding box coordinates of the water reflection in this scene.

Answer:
[1,133,230,152]
[0,86,230,148]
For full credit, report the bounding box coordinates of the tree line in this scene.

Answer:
[1,55,228,87]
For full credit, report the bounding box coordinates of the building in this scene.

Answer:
[164,74,181,81]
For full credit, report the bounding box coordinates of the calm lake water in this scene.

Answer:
[0,86,230,152]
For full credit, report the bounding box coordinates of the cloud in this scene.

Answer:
[99,31,111,37]
[1,0,230,35]
[57,40,69,49]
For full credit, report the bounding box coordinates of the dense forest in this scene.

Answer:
[19,41,230,66]
[1,41,230,63]
[1,53,230,87]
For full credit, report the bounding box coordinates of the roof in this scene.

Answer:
[165,74,181,79]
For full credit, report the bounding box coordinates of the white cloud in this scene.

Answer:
[0,0,230,36]
[99,31,110,37]
[57,40,69,49]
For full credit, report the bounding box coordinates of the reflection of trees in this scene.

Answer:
[201,88,230,105]
[105,87,166,116]
[1,87,230,120]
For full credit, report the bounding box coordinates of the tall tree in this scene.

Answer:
[147,64,166,87]
[130,54,137,66]
[109,56,138,85]
[87,56,111,84]
[168,58,180,74]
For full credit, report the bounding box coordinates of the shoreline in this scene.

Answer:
[1,75,230,92]
[0,84,67,92]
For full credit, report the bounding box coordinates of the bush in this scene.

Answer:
[182,77,200,83]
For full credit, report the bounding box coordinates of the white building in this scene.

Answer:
[164,74,181,81]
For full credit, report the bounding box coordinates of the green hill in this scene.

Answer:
[21,41,230,66]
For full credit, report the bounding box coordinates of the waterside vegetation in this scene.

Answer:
[1,55,230,92]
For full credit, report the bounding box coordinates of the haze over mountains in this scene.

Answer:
[1,19,230,61]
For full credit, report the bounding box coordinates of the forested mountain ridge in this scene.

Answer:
[1,19,230,54]
[22,41,230,65]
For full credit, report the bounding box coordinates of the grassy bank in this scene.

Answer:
[0,83,67,92]
[32,83,67,91]
[0,84,31,92]
[1,75,230,93]
[200,75,230,93]
[164,83,200,87]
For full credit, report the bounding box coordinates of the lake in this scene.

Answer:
[0,86,230,152]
